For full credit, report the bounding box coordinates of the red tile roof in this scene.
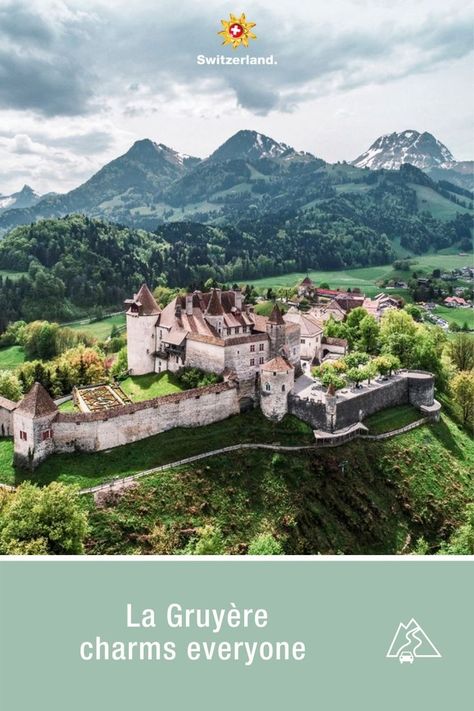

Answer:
[260,355,293,372]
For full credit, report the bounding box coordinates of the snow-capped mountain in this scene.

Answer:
[207,130,309,162]
[352,130,454,171]
[0,185,41,213]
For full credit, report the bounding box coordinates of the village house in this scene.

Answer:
[444,296,470,308]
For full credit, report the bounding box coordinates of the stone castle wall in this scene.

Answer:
[288,394,327,430]
[52,381,240,454]
[289,372,435,431]
[334,377,408,430]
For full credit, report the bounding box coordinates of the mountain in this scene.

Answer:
[0,140,201,230]
[386,618,441,659]
[0,130,472,238]
[0,185,41,214]
[207,129,307,162]
[353,130,454,170]
[353,130,473,189]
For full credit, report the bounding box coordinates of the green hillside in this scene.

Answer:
[85,413,473,555]
[249,252,473,292]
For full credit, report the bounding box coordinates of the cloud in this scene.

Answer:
[0,1,96,116]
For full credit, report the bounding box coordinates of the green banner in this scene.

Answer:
[0,561,472,709]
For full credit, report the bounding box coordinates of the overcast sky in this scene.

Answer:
[0,0,472,194]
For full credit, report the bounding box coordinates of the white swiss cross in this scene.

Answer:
[230,23,242,37]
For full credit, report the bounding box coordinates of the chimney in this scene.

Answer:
[233,289,242,311]
[215,288,222,304]
[185,293,193,316]
[175,301,182,319]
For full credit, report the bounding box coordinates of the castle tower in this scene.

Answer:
[260,356,294,421]
[266,303,286,358]
[204,288,224,337]
[13,383,58,470]
[124,284,161,375]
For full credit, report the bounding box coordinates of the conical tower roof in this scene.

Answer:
[206,288,224,316]
[16,383,57,417]
[134,284,161,315]
[268,302,285,325]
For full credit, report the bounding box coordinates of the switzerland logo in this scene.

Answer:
[218,13,257,49]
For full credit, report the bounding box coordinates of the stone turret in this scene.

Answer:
[260,356,294,421]
[13,383,58,470]
[266,302,286,358]
[125,283,161,375]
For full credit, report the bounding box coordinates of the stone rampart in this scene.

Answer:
[52,381,240,454]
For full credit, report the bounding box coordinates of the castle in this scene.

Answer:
[0,285,440,471]
[125,284,301,378]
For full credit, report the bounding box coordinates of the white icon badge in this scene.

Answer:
[386,618,441,663]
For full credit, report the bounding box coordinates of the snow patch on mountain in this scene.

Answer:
[352,130,454,171]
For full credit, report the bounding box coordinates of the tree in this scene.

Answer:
[0,370,22,401]
[248,533,283,555]
[313,362,346,390]
[324,316,348,340]
[0,483,88,555]
[111,347,128,378]
[23,320,60,361]
[358,314,380,353]
[346,367,367,389]
[449,333,474,371]
[345,307,369,347]
[344,351,369,369]
[451,371,474,426]
[404,304,423,322]
[379,310,418,367]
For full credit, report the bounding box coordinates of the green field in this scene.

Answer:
[120,372,183,402]
[363,404,422,434]
[410,184,474,221]
[432,306,474,329]
[248,253,473,293]
[0,345,25,371]
[0,411,314,488]
[66,313,125,340]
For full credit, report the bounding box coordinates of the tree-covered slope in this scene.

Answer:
[82,414,473,555]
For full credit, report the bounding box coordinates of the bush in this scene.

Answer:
[176,367,222,390]
[0,482,88,555]
[248,533,283,555]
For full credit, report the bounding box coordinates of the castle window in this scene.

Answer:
[265,383,271,391]
[250,344,255,352]
[235,327,240,334]
[42,429,52,441]
[301,339,306,344]
[250,358,255,366]
[259,343,265,351]
[20,431,27,441]
[259,356,264,364]
[282,385,286,392]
